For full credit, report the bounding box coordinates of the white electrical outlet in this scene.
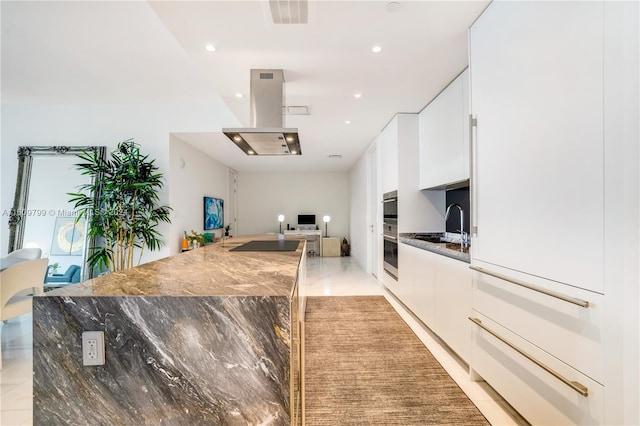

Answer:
[82,331,105,366]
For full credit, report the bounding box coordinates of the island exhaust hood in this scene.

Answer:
[223,69,301,156]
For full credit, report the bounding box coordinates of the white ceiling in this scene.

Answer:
[2,0,489,172]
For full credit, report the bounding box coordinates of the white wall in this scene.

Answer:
[0,102,238,261]
[237,172,349,240]
[169,135,230,254]
[348,147,369,271]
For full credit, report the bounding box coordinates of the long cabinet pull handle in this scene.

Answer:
[469,317,589,397]
[469,265,589,308]
[469,114,478,237]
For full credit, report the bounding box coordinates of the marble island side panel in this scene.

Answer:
[34,295,292,425]
[33,235,304,426]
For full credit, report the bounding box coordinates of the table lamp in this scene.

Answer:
[278,214,285,234]
[323,215,331,237]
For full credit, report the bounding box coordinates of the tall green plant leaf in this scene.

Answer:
[68,139,172,274]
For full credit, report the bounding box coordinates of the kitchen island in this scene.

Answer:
[33,234,305,426]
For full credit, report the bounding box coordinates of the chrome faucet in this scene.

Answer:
[445,203,469,249]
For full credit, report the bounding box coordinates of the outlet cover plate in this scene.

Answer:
[82,331,105,366]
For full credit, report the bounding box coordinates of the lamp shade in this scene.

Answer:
[277,214,285,222]
[323,215,331,237]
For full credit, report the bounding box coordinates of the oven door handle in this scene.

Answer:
[381,198,398,203]
[382,234,398,241]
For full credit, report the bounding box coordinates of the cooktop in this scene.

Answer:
[230,240,300,252]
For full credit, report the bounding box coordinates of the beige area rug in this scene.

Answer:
[304,296,489,425]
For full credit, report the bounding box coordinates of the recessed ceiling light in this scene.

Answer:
[286,136,293,142]
[233,136,242,142]
[354,93,362,99]
[204,43,216,52]
[371,46,382,53]
[235,93,243,98]
[248,150,255,155]
[345,120,351,124]
[291,150,297,154]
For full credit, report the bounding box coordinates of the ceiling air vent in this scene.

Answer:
[285,105,310,115]
[269,0,308,24]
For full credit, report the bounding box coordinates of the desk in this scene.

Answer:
[0,257,29,272]
[284,230,322,256]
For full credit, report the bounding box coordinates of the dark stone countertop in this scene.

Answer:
[400,233,471,263]
[40,234,304,297]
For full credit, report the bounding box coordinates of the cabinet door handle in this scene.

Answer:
[469,317,589,397]
[469,114,478,236]
[469,265,590,308]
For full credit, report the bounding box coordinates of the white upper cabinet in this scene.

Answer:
[380,116,398,194]
[419,69,470,189]
[470,1,605,294]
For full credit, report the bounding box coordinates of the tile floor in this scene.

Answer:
[1,312,33,426]
[0,255,526,425]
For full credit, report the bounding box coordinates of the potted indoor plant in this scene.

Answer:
[48,262,61,275]
[186,230,205,248]
[224,224,231,237]
[68,139,172,273]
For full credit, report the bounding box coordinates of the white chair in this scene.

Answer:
[6,247,42,260]
[0,257,48,369]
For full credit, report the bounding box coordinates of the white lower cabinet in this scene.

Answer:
[470,265,606,424]
[472,266,604,383]
[398,243,470,362]
[398,243,435,327]
[434,254,471,362]
[471,312,604,425]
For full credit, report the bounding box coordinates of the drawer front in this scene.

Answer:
[470,312,604,426]
[472,267,604,382]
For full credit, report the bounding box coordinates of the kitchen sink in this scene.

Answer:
[413,234,445,243]
[445,243,470,253]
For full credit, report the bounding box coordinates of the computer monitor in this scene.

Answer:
[297,214,316,225]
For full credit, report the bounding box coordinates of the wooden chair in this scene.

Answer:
[0,257,48,369]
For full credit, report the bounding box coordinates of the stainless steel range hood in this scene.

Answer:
[223,69,301,156]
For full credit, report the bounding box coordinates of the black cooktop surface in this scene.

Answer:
[230,240,300,252]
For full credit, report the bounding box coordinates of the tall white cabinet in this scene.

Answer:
[469,1,639,425]
[471,1,604,294]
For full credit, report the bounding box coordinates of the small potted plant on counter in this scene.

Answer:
[48,262,61,275]
[224,224,232,237]
[186,230,205,249]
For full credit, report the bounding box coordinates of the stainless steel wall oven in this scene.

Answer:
[382,191,398,280]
